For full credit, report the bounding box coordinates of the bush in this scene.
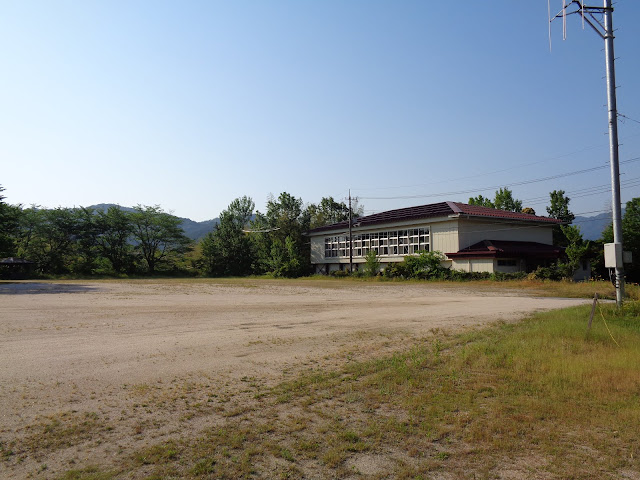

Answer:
[383,263,409,279]
[331,270,350,278]
[490,271,528,281]
[528,263,574,281]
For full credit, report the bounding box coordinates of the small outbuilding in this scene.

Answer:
[0,257,35,279]
[307,201,563,275]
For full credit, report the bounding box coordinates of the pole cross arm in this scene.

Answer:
[550,2,610,39]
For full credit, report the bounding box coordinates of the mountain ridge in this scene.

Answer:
[573,209,625,241]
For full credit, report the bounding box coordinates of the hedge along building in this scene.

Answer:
[307,201,564,275]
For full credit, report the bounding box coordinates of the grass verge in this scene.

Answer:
[39,301,640,478]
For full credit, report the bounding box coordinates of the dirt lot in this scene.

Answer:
[0,279,589,478]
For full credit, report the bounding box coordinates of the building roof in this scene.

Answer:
[446,240,563,259]
[307,201,562,234]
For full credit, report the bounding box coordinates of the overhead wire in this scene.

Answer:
[351,142,613,193]
[521,175,640,205]
[618,113,640,125]
[357,156,640,201]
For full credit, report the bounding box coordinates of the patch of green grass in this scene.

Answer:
[59,466,116,480]
[135,441,181,465]
[18,411,110,455]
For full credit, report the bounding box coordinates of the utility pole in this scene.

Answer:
[550,0,625,306]
[348,190,353,273]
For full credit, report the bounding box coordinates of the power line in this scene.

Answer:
[351,142,613,193]
[521,176,640,205]
[618,113,640,125]
[357,156,640,201]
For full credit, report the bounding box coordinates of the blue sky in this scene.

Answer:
[1,1,639,222]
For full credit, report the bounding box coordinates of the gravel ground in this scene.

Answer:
[0,279,589,478]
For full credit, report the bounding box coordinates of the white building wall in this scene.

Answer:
[458,220,553,250]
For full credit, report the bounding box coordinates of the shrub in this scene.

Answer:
[331,270,349,278]
[490,271,528,281]
[529,263,575,281]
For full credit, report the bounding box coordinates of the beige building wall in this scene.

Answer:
[451,258,494,273]
[458,220,552,250]
[431,220,459,254]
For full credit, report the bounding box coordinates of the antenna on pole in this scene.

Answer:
[549,0,625,306]
[548,0,553,51]
[562,0,567,39]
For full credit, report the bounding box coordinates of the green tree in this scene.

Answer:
[306,196,364,229]
[130,205,192,274]
[621,198,640,282]
[201,196,255,276]
[600,198,640,282]
[94,206,135,274]
[469,188,522,212]
[14,207,39,260]
[252,192,310,277]
[0,186,21,257]
[468,195,494,208]
[546,190,575,223]
[71,207,101,275]
[556,225,589,279]
[266,235,303,278]
[547,190,575,246]
[493,187,523,212]
[16,207,83,274]
[307,197,349,229]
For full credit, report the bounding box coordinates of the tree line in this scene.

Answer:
[0,184,637,281]
[0,187,360,278]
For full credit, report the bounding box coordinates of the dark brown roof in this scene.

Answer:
[307,201,562,234]
[446,240,562,259]
[452,202,561,223]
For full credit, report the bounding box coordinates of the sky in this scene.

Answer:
[1,1,639,222]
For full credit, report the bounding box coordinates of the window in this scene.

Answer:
[324,226,430,258]
[497,259,517,267]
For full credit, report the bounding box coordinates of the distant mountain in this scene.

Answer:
[574,208,625,241]
[87,204,219,241]
[178,217,219,241]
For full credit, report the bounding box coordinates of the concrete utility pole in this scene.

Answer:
[602,1,625,306]
[551,0,625,306]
